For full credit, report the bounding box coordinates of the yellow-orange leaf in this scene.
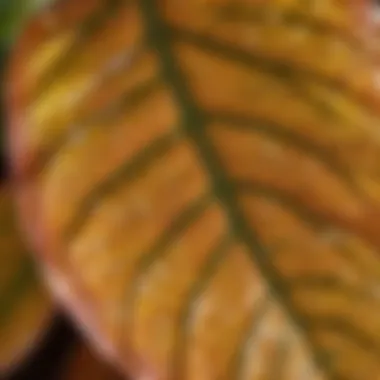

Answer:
[7,1,380,379]
[0,187,53,374]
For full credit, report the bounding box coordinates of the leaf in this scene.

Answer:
[6,0,380,379]
[61,341,123,380]
[0,187,53,374]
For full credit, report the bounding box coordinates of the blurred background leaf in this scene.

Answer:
[0,187,53,375]
[0,4,56,371]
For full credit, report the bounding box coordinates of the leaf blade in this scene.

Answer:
[7,1,380,379]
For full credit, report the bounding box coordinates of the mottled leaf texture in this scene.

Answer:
[0,187,52,374]
[61,342,123,380]
[6,0,380,379]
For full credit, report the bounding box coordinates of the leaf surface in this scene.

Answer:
[7,1,380,379]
